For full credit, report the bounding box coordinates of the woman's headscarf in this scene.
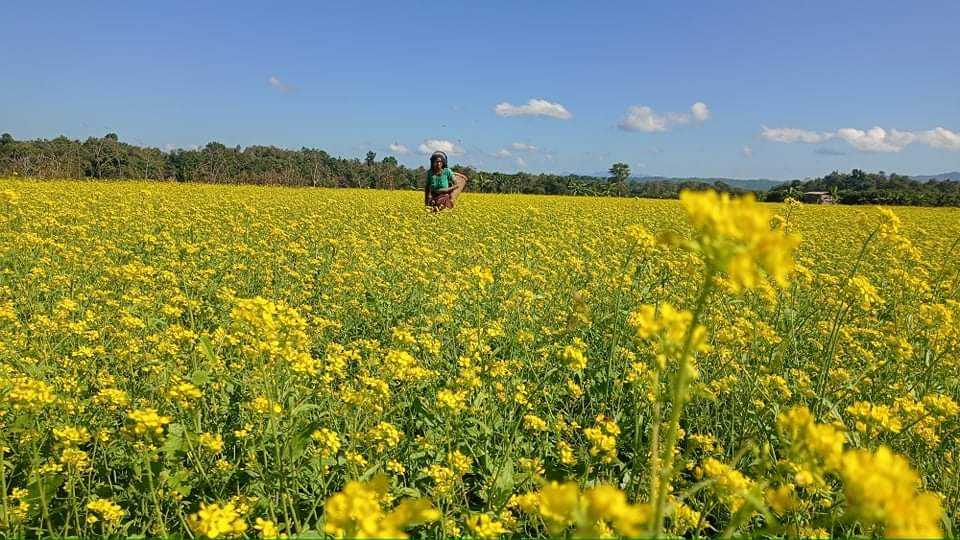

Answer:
[430,151,448,168]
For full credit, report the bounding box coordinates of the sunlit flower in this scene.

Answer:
[678,189,800,291]
[188,502,248,538]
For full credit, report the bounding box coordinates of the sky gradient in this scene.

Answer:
[3,1,959,180]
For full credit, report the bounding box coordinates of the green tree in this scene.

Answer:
[609,162,630,183]
[365,151,377,167]
[609,162,630,196]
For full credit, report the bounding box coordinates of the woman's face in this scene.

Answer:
[431,157,443,170]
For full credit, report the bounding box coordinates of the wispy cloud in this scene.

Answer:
[740,145,754,158]
[494,141,539,159]
[760,126,833,144]
[268,75,291,92]
[388,143,410,155]
[814,147,847,156]
[417,139,465,156]
[494,98,572,120]
[619,102,711,132]
[761,125,960,153]
[511,142,538,151]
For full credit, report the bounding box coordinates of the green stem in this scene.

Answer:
[650,267,715,537]
[36,470,55,538]
[488,366,559,514]
[0,449,9,532]
[647,375,662,503]
[31,433,56,538]
[69,472,81,536]
[813,228,877,415]
[144,454,168,537]
[270,417,294,531]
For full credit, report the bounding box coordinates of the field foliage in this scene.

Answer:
[0,180,958,538]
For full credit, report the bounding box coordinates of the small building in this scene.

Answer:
[801,191,835,204]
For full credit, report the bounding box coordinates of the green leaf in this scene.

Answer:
[8,413,34,433]
[398,486,422,498]
[162,423,186,458]
[290,531,325,539]
[490,459,515,508]
[166,469,193,497]
[286,421,320,462]
[360,463,379,480]
[198,335,217,363]
[25,473,64,514]
[189,369,210,387]
[290,402,323,419]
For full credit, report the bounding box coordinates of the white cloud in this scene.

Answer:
[760,126,834,144]
[761,124,960,153]
[268,75,291,92]
[691,102,711,122]
[511,142,538,151]
[417,139,465,156]
[918,127,960,151]
[494,98,572,119]
[494,149,512,158]
[741,145,754,158]
[388,143,410,155]
[515,157,527,167]
[835,127,916,153]
[619,106,669,132]
[619,102,710,132]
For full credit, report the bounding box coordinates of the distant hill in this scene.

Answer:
[631,175,784,191]
[911,172,960,182]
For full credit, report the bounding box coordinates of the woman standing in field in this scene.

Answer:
[424,151,466,211]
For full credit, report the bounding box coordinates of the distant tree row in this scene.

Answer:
[0,134,426,189]
[2,134,958,206]
[766,169,960,206]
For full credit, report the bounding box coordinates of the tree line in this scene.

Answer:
[765,169,960,206]
[2,133,958,206]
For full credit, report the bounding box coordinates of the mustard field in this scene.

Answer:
[1,179,959,538]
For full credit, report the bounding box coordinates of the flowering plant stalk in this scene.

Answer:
[650,267,715,536]
[646,190,800,536]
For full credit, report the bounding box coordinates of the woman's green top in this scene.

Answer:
[427,167,454,192]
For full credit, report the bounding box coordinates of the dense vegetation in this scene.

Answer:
[0,133,753,198]
[2,133,958,205]
[1,180,958,538]
[766,169,960,206]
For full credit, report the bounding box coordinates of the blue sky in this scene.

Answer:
[3,1,958,180]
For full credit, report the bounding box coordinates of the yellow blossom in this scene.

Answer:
[188,502,248,539]
[679,189,799,291]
